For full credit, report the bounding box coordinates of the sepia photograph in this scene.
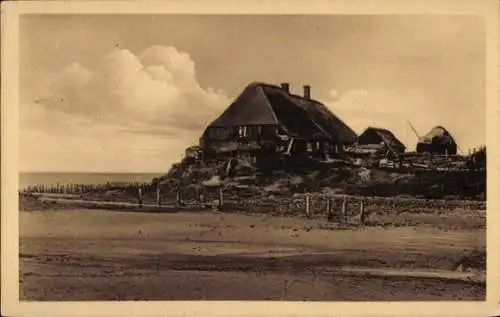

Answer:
[2,0,500,316]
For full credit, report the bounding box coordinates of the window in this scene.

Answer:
[238,126,248,138]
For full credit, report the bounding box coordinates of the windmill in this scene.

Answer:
[406,120,423,143]
[406,120,464,156]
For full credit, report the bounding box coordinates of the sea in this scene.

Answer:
[19,172,164,189]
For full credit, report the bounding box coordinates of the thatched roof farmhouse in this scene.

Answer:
[199,82,357,159]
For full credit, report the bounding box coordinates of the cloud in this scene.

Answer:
[30,45,231,136]
[21,45,231,172]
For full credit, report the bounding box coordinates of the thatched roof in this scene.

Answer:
[418,126,456,146]
[209,84,278,127]
[358,127,406,150]
[206,82,357,143]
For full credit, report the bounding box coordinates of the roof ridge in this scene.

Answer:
[251,82,325,105]
[256,85,281,127]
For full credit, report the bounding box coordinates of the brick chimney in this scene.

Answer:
[303,85,311,99]
[280,82,290,94]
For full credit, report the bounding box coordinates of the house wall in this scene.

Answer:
[417,142,457,155]
[200,124,280,149]
[357,130,383,145]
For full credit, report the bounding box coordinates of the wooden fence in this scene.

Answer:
[20,182,486,224]
[20,182,151,195]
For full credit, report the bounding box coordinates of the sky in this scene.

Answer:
[19,14,485,172]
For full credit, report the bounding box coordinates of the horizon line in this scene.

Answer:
[19,170,167,174]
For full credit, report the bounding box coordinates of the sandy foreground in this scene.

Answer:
[20,209,485,301]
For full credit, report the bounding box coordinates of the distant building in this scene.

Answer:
[199,82,357,160]
[416,126,457,155]
[354,127,406,157]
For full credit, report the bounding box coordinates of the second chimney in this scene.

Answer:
[303,85,311,99]
[280,82,290,94]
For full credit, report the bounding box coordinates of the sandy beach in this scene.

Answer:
[20,209,485,301]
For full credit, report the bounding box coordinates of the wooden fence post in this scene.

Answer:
[341,198,347,223]
[199,188,205,203]
[325,196,330,216]
[176,190,181,206]
[359,199,366,224]
[327,196,335,222]
[218,186,223,210]
[305,194,311,218]
[156,186,161,207]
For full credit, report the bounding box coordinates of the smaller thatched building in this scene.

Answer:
[355,127,406,157]
[416,126,457,155]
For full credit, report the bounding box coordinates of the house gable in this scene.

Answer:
[208,83,279,127]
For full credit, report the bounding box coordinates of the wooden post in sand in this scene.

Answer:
[305,194,311,218]
[176,190,181,206]
[341,198,347,223]
[325,197,330,215]
[326,197,333,222]
[199,188,205,203]
[327,196,335,222]
[359,199,366,224]
[218,186,224,210]
[156,186,161,207]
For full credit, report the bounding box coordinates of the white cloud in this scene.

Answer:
[32,45,231,134]
[21,46,231,172]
